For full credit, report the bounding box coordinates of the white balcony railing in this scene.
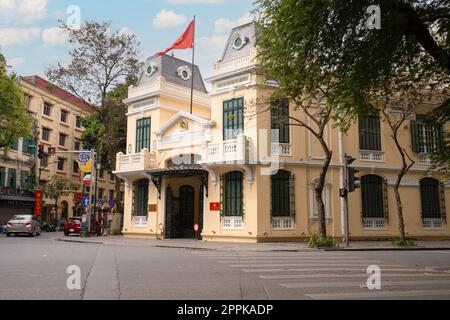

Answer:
[272,217,295,230]
[201,134,250,164]
[363,218,387,231]
[272,143,292,157]
[360,150,385,162]
[133,216,148,227]
[418,154,432,165]
[423,218,443,229]
[128,81,160,100]
[116,149,157,173]
[222,216,244,230]
[212,52,255,76]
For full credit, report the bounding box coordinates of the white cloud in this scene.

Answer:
[167,0,224,3]
[42,27,68,45]
[214,12,254,34]
[0,0,49,24]
[153,10,187,29]
[0,27,41,46]
[9,57,25,67]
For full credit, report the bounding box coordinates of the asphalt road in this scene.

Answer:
[1,233,450,300]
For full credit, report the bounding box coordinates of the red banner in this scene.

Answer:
[74,193,83,202]
[34,189,43,217]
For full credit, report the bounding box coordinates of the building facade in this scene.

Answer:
[115,22,450,242]
[0,75,121,224]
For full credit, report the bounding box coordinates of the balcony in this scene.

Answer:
[363,217,387,231]
[423,218,443,229]
[115,149,157,173]
[418,154,432,165]
[212,50,256,77]
[200,134,250,164]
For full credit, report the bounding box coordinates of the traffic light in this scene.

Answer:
[48,147,56,155]
[348,167,361,193]
[38,144,45,160]
[346,155,356,166]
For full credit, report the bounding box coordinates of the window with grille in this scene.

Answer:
[74,140,81,151]
[133,179,148,216]
[223,98,244,141]
[57,158,65,171]
[361,175,386,219]
[10,139,18,151]
[72,161,79,174]
[224,171,243,216]
[42,127,50,141]
[8,169,16,188]
[59,133,67,147]
[420,178,443,219]
[136,118,151,153]
[76,116,82,128]
[43,102,52,116]
[22,137,33,154]
[271,99,290,144]
[60,110,69,123]
[271,170,291,217]
[411,116,443,154]
[359,112,381,151]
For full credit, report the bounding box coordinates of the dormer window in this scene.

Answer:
[146,63,157,77]
[232,34,249,50]
[177,66,192,81]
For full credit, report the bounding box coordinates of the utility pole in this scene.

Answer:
[343,154,350,248]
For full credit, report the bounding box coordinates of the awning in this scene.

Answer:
[147,166,209,198]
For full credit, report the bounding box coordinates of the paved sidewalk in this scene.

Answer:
[54,235,450,252]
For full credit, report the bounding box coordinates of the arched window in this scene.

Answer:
[420,178,445,228]
[133,179,149,217]
[361,175,388,230]
[271,170,291,217]
[224,171,243,217]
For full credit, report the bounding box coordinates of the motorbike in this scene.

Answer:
[42,223,57,232]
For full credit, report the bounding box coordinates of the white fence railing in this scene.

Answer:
[418,154,432,165]
[272,143,292,157]
[272,217,295,230]
[423,218,443,229]
[213,54,253,76]
[363,217,387,231]
[360,150,384,162]
[222,216,244,230]
[202,135,249,164]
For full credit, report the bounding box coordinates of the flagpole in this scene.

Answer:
[190,15,196,115]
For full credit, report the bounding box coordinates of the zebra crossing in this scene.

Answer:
[192,251,450,300]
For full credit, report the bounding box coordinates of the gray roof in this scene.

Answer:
[138,54,207,93]
[221,22,259,62]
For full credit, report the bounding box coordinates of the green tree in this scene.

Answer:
[255,0,450,241]
[47,21,142,214]
[0,54,31,149]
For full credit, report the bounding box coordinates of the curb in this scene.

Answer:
[322,247,450,252]
[55,238,103,245]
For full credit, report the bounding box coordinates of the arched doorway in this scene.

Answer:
[180,185,195,238]
[60,201,69,221]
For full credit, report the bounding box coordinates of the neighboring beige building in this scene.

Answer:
[115,22,449,242]
[0,75,121,224]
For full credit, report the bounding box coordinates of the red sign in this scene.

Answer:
[74,193,82,202]
[34,189,43,217]
[210,202,220,211]
[84,174,91,187]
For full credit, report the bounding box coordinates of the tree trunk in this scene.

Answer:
[394,180,406,241]
[315,136,333,237]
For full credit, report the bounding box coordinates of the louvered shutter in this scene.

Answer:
[410,120,420,153]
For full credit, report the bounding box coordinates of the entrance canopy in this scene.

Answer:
[148,166,209,198]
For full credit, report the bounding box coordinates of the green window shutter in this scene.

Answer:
[435,124,444,152]
[271,170,291,217]
[359,113,381,151]
[8,169,16,188]
[410,120,420,153]
[136,118,151,153]
[290,173,296,218]
[223,98,244,140]
[0,167,5,187]
[224,171,243,216]
[383,178,389,222]
[271,99,290,144]
[361,175,385,219]
[220,174,224,217]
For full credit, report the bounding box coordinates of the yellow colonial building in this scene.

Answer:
[114,22,449,242]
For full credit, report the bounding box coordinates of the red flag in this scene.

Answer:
[155,20,195,57]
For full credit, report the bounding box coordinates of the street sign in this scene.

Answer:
[84,174,91,187]
[109,199,116,208]
[78,151,93,173]
[82,197,90,207]
[34,189,43,217]
[74,193,83,202]
[78,151,91,163]
[210,202,220,211]
[98,200,104,207]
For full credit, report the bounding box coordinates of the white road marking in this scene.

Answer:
[259,273,450,280]
[229,262,382,267]
[306,289,450,300]
[281,279,450,289]
[243,267,423,273]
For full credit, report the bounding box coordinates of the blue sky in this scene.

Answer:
[0,0,254,81]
